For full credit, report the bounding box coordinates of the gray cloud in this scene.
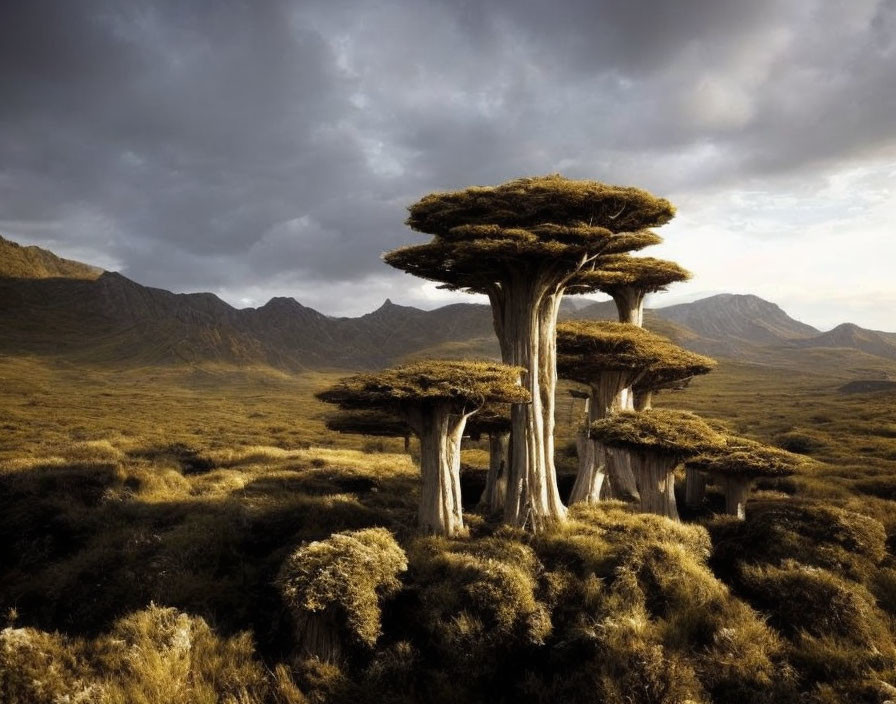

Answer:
[1,0,894,324]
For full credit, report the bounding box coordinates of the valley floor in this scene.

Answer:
[2,353,896,703]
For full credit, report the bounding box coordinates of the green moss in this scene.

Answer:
[277,528,408,649]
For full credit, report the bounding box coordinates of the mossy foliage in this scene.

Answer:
[556,321,699,382]
[406,175,675,235]
[568,255,691,295]
[316,360,529,413]
[277,528,408,649]
[687,437,813,478]
[589,409,725,457]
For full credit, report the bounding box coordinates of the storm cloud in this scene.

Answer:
[1,0,894,327]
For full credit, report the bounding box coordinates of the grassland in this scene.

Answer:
[2,351,896,703]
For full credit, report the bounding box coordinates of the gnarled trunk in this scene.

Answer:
[685,466,706,509]
[630,451,680,520]
[490,276,567,530]
[405,404,467,536]
[722,475,751,520]
[479,431,510,514]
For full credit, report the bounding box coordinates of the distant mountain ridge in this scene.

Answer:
[1,236,894,369]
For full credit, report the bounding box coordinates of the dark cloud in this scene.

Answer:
[0,0,894,315]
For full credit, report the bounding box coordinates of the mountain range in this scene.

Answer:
[2,235,896,372]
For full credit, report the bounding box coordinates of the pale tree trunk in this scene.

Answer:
[606,446,641,501]
[630,451,680,520]
[633,389,653,411]
[295,610,342,663]
[611,286,646,412]
[722,475,752,520]
[611,287,646,327]
[405,404,468,536]
[570,372,630,504]
[489,275,567,530]
[684,466,706,509]
[479,431,510,514]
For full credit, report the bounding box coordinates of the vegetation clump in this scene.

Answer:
[277,528,408,663]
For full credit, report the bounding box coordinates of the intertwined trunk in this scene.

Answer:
[722,475,751,520]
[630,451,680,520]
[479,431,510,514]
[684,466,706,509]
[489,275,567,530]
[405,404,468,536]
[570,372,630,504]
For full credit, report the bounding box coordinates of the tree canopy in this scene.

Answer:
[405,175,675,235]
[633,346,717,393]
[567,255,691,295]
[686,437,812,478]
[556,321,699,384]
[589,409,725,457]
[316,360,529,413]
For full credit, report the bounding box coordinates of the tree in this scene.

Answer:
[325,409,413,452]
[568,255,690,326]
[385,175,675,530]
[685,438,810,519]
[317,360,528,536]
[589,409,724,520]
[556,320,688,504]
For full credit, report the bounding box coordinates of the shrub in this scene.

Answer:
[277,528,408,660]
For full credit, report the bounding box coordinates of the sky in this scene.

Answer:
[1,0,895,331]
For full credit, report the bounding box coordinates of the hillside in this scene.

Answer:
[0,235,103,280]
[1,237,894,376]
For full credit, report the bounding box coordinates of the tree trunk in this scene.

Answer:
[723,475,752,520]
[611,287,646,327]
[295,610,342,663]
[605,446,641,501]
[403,434,410,453]
[570,372,631,504]
[490,276,567,530]
[407,404,467,536]
[479,431,510,514]
[633,389,653,411]
[631,451,680,520]
[685,466,706,509]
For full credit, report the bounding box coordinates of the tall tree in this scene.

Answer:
[317,361,528,536]
[385,175,675,530]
